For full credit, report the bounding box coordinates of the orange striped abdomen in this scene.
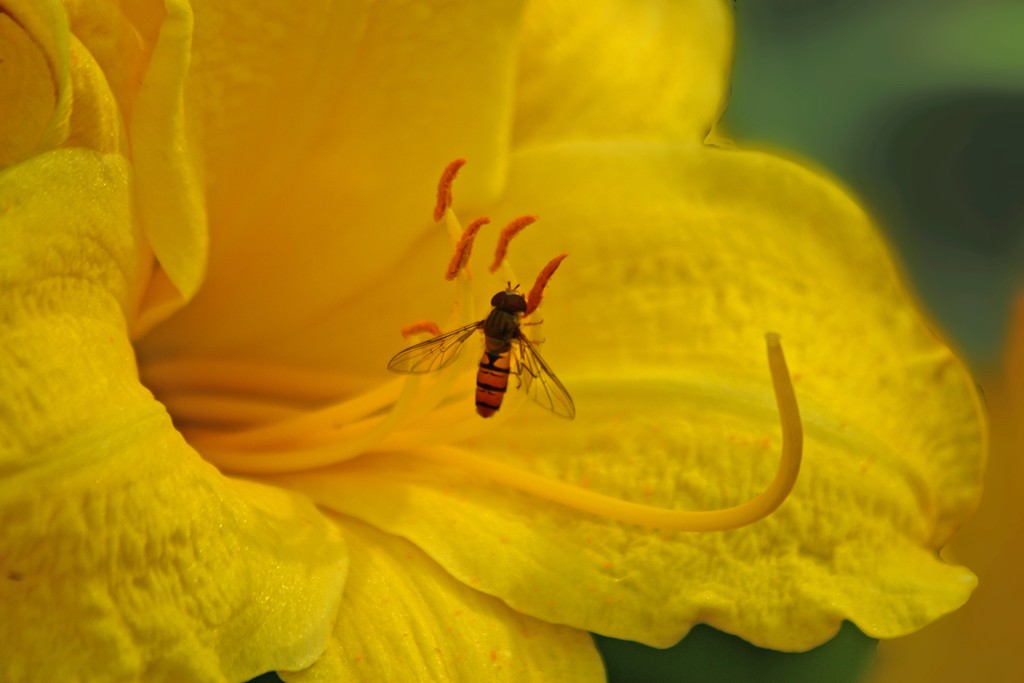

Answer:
[476,351,511,417]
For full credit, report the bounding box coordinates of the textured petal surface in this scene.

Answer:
[514,0,732,146]
[273,142,985,651]
[137,0,526,366]
[281,518,604,683]
[0,150,347,682]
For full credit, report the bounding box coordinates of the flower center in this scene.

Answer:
[141,160,804,532]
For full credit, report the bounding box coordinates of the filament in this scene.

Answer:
[186,379,404,450]
[161,393,302,429]
[142,358,370,401]
[205,376,423,472]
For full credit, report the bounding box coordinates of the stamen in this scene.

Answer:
[444,217,490,280]
[401,321,443,339]
[142,358,374,402]
[489,215,538,273]
[525,253,568,317]
[188,380,404,450]
[162,394,302,429]
[204,375,425,473]
[411,333,802,531]
[433,158,466,222]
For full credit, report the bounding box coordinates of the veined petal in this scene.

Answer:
[0,150,347,682]
[274,142,984,650]
[137,0,526,365]
[515,0,732,146]
[281,518,604,683]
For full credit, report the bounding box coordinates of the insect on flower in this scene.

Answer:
[389,159,575,419]
[387,283,575,420]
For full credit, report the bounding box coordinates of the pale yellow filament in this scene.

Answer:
[401,209,480,417]
[381,381,529,449]
[161,393,302,428]
[412,333,801,531]
[143,358,371,401]
[203,375,423,472]
[185,380,403,450]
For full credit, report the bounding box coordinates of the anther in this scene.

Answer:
[445,217,491,280]
[489,215,538,273]
[401,321,443,339]
[434,158,467,222]
[525,253,568,316]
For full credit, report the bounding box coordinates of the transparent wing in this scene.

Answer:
[513,336,576,419]
[387,321,483,374]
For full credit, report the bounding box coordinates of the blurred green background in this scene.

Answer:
[251,1,1022,681]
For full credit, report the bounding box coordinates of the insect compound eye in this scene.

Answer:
[507,294,528,313]
[490,291,528,312]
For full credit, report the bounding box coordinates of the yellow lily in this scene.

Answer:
[0,1,985,682]
[871,292,1023,682]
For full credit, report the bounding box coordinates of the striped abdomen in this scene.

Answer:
[476,350,511,417]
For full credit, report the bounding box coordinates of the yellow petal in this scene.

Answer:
[0,0,72,164]
[274,142,984,651]
[137,0,525,363]
[1,0,138,162]
[0,150,347,682]
[65,35,125,153]
[281,518,604,683]
[129,0,207,307]
[515,0,732,145]
[63,0,150,125]
[2,0,205,324]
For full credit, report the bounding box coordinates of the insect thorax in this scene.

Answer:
[482,307,520,353]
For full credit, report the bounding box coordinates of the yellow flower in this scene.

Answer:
[871,293,1023,682]
[0,1,985,682]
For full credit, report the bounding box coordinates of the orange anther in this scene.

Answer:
[525,253,568,316]
[489,215,538,273]
[400,320,443,339]
[433,158,467,222]
[444,217,490,280]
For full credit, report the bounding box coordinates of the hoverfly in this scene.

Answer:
[387,286,575,419]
